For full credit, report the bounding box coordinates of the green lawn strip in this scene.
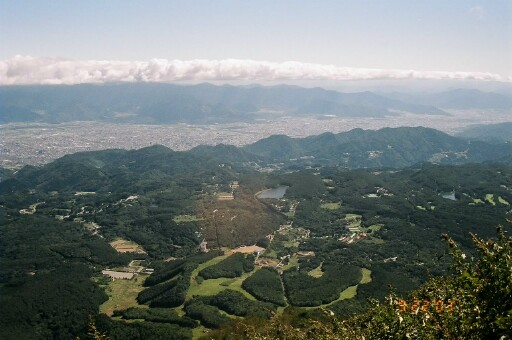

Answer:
[226,271,260,301]
[367,224,383,233]
[99,275,149,316]
[282,241,300,248]
[192,325,208,339]
[345,214,362,228]
[280,255,299,271]
[360,268,372,284]
[187,253,230,300]
[188,274,258,301]
[345,213,362,220]
[173,215,204,223]
[485,194,496,205]
[338,285,358,299]
[498,196,510,205]
[307,262,324,278]
[187,253,258,301]
[302,268,372,310]
[320,202,341,210]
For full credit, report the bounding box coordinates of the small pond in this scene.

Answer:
[442,192,457,201]
[257,186,289,199]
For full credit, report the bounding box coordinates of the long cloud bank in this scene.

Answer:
[0,55,509,85]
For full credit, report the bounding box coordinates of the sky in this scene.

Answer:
[0,1,511,85]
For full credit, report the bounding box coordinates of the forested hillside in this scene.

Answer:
[1,128,511,339]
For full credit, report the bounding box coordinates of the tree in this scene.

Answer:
[207,225,512,339]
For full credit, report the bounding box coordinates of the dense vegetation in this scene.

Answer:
[192,290,276,318]
[0,265,107,340]
[198,253,255,279]
[283,264,361,306]
[184,301,232,329]
[114,307,197,327]
[1,132,511,339]
[242,268,286,306]
[208,227,512,339]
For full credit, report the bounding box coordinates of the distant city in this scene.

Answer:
[2,109,510,169]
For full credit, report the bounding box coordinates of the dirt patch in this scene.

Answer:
[229,245,265,254]
[110,239,146,254]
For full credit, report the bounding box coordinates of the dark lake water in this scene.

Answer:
[257,186,288,199]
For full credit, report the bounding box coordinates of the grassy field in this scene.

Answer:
[336,268,371,301]
[187,272,257,301]
[367,224,383,233]
[345,214,362,227]
[192,326,208,339]
[308,263,324,278]
[360,268,372,284]
[304,267,373,309]
[282,241,300,248]
[281,255,299,271]
[100,274,148,316]
[186,253,257,301]
[173,215,203,223]
[320,202,341,210]
[498,196,510,205]
[485,194,496,205]
[339,285,358,300]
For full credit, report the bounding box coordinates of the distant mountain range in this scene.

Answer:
[385,89,512,110]
[0,83,452,124]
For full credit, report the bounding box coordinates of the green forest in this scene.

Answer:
[1,135,511,339]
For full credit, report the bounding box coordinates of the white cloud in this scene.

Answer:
[0,55,508,85]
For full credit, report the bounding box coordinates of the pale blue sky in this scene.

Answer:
[1,0,511,76]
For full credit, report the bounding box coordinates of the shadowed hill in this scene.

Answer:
[0,83,446,124]
[243,126,512,168]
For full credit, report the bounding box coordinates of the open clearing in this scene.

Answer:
[345,214,362,227]
[320,202,341,210]
[187,253,257,301]
[173,215,203,223]
[485,194,496,205]
[336,267,371,301]
[304,267,372,309]
[100,274,148,316]
[110,239,146,254]
[498,196,510,205]
[360,268,372,284]
[367,224,383,233]
[308,263,324,278]
[281,255,299,271]
[339,285,358,299]
[228,245,265,254]
[188,272,257,300]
